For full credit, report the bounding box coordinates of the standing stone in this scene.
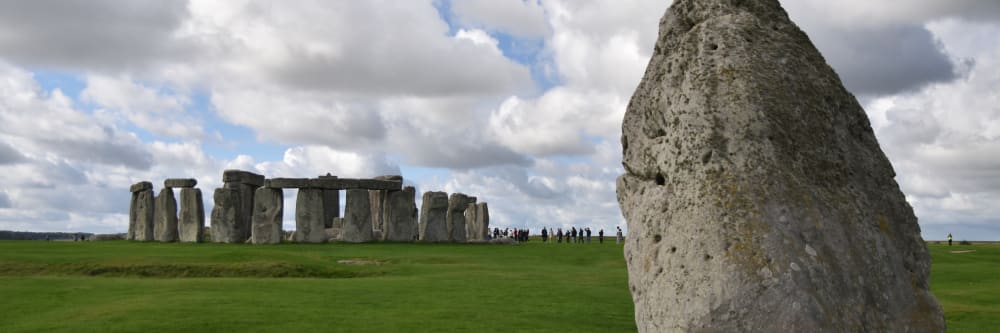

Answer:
[418,191,449,242]
[133,189,155,241]
[128,181,152,240]
[369,190,386,231]
[210,187,240,243]
[616,1,945,331]
[222,169,264,242]
[294,188,326,243]
[341,189,374,243]
[153,188,178,242]
[320,174,340,228]
[446,193,471,242]
[178,188,205,243]
[252,187,283,244]
[383,186,417,242]
[464,203,479,241]
[474,202,489,241]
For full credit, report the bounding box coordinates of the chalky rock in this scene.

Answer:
[153,188,178,242]
[418,191,449,242]
[341,189,374,243]
[319,174,340,228]
[252,187,283,244]
[178,188,205,243]
[210,187,240,243]
[616,1,945,331]
[294,188,327,243]
[446,193,472,242]
[133,189,155,241]
[383,186,418,242]
[164,178,197,188]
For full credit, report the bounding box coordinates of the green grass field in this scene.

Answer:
[0,241,996,332]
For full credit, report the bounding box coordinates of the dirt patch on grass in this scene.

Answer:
[950,250,977,254]
[337,259,387,266]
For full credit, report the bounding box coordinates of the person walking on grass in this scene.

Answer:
[616,226,623,244]
[541,227,548,243]
[948,233,953,246]
[599,228,604,244]
[571,227,577,244]
[586,227,592,243]
[557,228,563,243]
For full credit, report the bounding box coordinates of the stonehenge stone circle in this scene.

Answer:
[319,174,339,228]
[210,187,240,243]
[252,187,284,244]
[164,178,197,188]
[294,188,327,243]
[382,186,417,242]
[341,189,374,243]
[446,193,472,242]
[616,0,945,331]
[131,184,154,241]
[178,188,205,243]
[418,191,449,242]
[153,188,179,242]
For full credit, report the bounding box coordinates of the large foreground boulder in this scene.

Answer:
[616,0,944,331]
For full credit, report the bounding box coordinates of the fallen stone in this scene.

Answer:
[616,1,944,331]
[383,187,418,242]
[252,187,283,244]
[446,193,472,242]
[418,191,449,242]
[324,228,340,242]
[178,188,205,242]
[341,189,374,243]
[133,189,155,241]
[153,188,178,242]
[210,187,240,243]
[222,169,265,186]
[130,181,152,193]
[294,188,326,243]
[164,178,197,188]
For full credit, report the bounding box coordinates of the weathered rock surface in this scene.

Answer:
[464,203,478,241]
[178,188,204,243]
[616,1,945,331]
[383,187,418,242]
[369,189,387,231]
[133,189,154,241]
[223,169,265,186]
[210,187,240,243]
[164,178,197,188]
[419,191,449,242]
[224,182,259,243]
[252,187,283,244]
[130,181,152,193]
[446,193,472,242]
[153,188,178,242]
[471,202,489,241]
[341,189,374,243]
[294,188,326,243]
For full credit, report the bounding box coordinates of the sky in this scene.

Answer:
[0,0,998,240]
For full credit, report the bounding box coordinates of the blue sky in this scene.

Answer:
[1,0,999,240]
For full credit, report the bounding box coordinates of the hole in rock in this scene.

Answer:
[708,43,718,51]
[654,234,662,243]
[670,246,677,253]
[655,174,666,186]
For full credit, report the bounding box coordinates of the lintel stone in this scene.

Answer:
[164,178,197,188]
[130,181,153,193]
[222,169,265,186]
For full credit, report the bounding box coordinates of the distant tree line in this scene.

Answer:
[0,231,93,241]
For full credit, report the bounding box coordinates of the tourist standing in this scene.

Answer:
[541,227,548,243]
[616,226,623,244]
[599,229,604,244]
[948,233,953,246]
[557,228,563,243]
[586,228,592,243]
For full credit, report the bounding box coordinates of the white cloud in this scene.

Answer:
[451,0,551,39]
[81,75,203,139]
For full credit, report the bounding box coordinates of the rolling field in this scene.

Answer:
[0,240,996,332]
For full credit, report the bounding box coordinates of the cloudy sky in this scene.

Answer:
[0,0,998,240]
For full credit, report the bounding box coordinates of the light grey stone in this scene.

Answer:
[476,203,489,240]
[222,169,264,186]
[130,181,152,193]
[164,178,197,188]
[464,203,478,242]
[446,193,471,242]
[127,192,138,240]
[252,187,283,244]
[153,188,178,242]
[294,188,326,243]
[341,189,374,243]
[465,202,490,241]
[418,191,449,242]
[383,186,418,242]
[210,187,240,243]
[369,189,387,231]
[178,188,204,243]
[133,189,154,241]
[224,182,258,243]
[616,1,945,331]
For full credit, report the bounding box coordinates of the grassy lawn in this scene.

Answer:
[0,240,996,332]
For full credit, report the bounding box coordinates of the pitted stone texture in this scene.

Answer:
[383,187,418,242]
[132,189,154,241]
[222,169,265,186]
[418,191,449,242]
[178,188,205,243]
[341,189,374,243]
[210,187,240,243]
[164,178,197,188]
[616,1,945,331]
[224,182,258,243]
[153,188,178,242]
[130,181,152,193]
[446,193,472,242]
[294,188,326,243]
[252,187,283,244]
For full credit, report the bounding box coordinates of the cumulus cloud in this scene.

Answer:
[81,75,203,140]
[451,0,551,39]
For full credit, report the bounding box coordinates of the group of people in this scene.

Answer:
[539,226,624,244]
[492,228,531,242]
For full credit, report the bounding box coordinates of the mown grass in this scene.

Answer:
[0,240,635,332]
[0,241,996,332]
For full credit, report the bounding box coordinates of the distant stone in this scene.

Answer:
[465,202,490,242]
[252,187,283,244]
[266,178,312,188]
[210,187,240,243]
[153,188,179,242]
[293,188,326,243]
[178,188,205,243]
[616,0,945,331]
[341,189,374,243]
[225,181,258,243]
[130,181,152,193]
[133,189,155,241]
[446,193,472,242]
[464,203,478,242]
[222,169,265,186]
[164,178,197,188]
[383,186,418,242]
[369,189,387,231]
[418,191,449,242]
[374,175,403,182]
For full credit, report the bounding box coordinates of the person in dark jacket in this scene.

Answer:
[598,229,604,244]
[541,227,548,243]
